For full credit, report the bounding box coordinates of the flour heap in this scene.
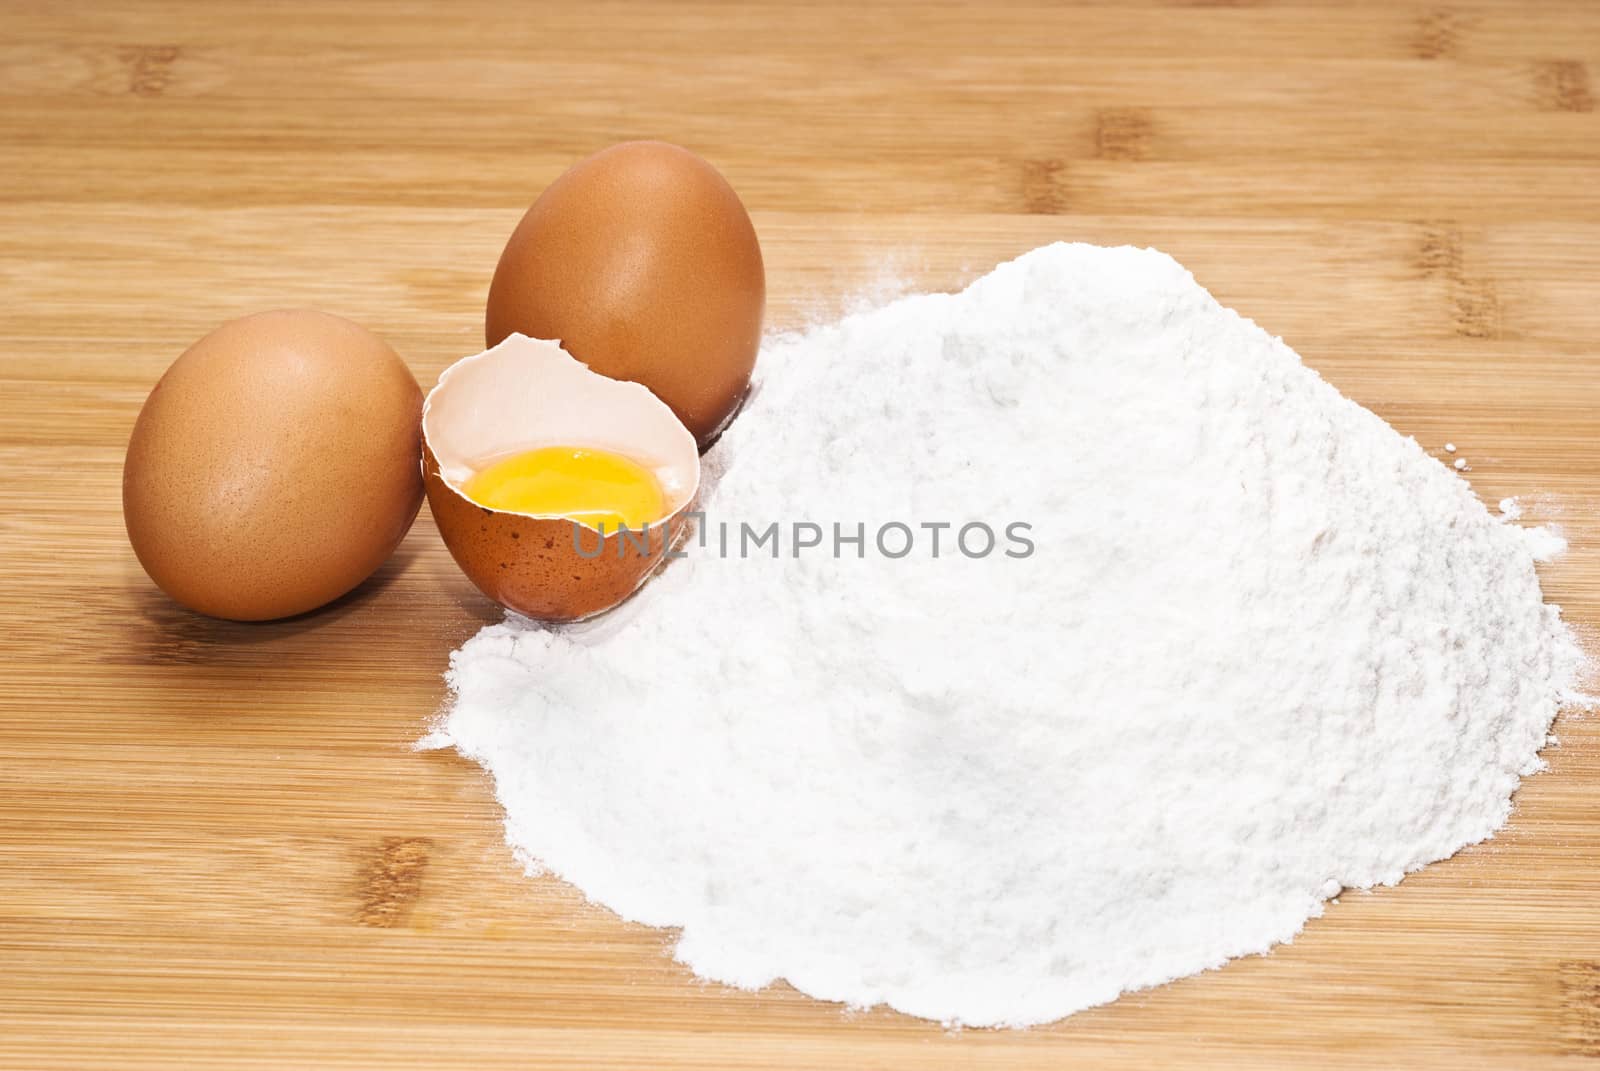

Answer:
[426,244,1586,1027]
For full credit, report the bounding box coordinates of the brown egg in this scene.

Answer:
[485,141,765,446]
[123,310,424,621]
[423,334,700,622]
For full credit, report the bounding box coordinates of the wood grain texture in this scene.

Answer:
[2,1,1598,1066]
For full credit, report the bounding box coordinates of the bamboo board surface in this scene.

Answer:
[3,1,1600,1067]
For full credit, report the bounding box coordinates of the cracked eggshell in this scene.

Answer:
[422,334,700,622]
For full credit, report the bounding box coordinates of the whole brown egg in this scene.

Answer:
[485,141,765,446]
[123,310,424,621]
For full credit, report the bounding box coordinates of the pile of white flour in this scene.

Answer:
[424,243,1586,1027]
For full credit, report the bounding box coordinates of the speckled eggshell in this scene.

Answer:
[421,334,700,623]
[122,310,424,621]
[423,444,693,622]
[485,140,765,447]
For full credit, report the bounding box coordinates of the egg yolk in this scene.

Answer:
[461,446,666,531]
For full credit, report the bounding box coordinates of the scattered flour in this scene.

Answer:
[1524,525,1569,564]
[424,243,1587,1028]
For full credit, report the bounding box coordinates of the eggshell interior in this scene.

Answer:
[420,334,701,622]
[423,333,698,521]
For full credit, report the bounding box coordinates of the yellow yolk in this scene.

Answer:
[461,446,666,531]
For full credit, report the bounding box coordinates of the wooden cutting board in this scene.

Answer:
[3,1,1598,1066]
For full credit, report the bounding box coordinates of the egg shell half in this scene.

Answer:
[422,334,700,622]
